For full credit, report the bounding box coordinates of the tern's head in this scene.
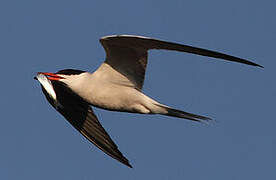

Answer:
[35,69,86,81]
[35,69,91,97]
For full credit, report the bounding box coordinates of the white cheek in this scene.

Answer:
[36,74,57,101]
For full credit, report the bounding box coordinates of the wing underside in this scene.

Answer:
[99,35,262,90]
[40,80,132,168]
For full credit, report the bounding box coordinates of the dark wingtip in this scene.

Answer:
[122,160,133,168]
[127,163,133,168]
[34,76,38,80]
[198,117,213,124]
[241,59,263,68]
[245,60,263,68]
[256,64,264,68]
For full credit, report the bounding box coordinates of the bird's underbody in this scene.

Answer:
[35,35,262,168]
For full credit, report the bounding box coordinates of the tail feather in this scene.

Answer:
[154,104,211,122]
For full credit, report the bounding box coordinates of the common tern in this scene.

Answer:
[35,35,262,168]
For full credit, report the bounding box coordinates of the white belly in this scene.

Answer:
[77,82,146,112]
[64,74,159,114]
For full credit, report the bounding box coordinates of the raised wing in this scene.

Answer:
[99,35,262,90]
[40,80,132,168]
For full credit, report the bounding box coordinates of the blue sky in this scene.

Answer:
[1,0,275,179]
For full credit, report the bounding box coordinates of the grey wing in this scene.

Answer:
[99,35,262,90]
[41,82,132,168]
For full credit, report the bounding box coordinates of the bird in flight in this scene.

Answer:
[35,35,262,168]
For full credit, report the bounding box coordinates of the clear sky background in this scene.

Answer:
[1,0,275,179]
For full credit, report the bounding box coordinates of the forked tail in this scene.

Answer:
[155,103,211,122]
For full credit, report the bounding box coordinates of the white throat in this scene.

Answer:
[36,74,57,101]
